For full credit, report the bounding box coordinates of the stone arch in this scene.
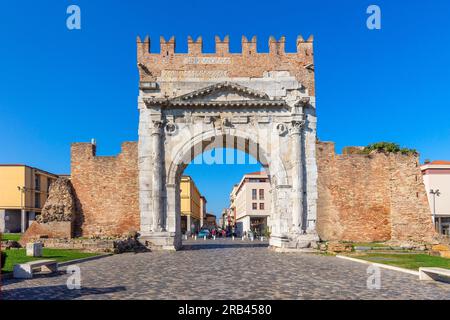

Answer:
[163,127,290,248]
[166,128,289,187]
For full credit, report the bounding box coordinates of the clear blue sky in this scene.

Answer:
[0,1,449,216]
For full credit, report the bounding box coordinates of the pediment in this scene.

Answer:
[175,82,269,102]
[144,82,288,108]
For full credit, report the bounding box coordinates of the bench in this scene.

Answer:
[419,267,450,282]
[13,259,58,279]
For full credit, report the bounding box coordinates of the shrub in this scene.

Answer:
[362,142,417,155]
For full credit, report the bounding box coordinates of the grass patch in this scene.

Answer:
[351,242,388,248]
[352,253,450,270]
[1,248,100,274]
[1,233,21,242]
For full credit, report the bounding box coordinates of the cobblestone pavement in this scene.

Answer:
[1,239,449,300]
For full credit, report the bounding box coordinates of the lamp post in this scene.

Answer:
[429,189,440,232]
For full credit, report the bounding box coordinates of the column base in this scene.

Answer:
[139,231,182,251]
[270,232,320,249]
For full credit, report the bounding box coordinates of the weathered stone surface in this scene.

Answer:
[327,241,353,253]
[432,244,450,252]
[37,178,76,223]
[20,221,72,246]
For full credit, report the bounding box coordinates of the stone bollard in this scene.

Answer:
[213,235,216,240]
[26,242,43,257]
[232,236,235,241]
[260,236,264,241]
[204,236,206,240]
[242,236,244,241]
[194,235,197,240]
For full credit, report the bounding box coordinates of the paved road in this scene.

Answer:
[1,239,449,300]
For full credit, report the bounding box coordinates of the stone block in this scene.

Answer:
[26,242,43,257]
[327,242,353,253]
[432,244,450,252]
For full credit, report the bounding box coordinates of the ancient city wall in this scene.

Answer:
[316,141,436,243]
[70,142,140,237]
[69,140,436,243]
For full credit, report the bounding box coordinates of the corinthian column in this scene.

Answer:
[151,120,165,232]
[289,120,305,234]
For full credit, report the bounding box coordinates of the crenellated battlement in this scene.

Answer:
[137,35,313,56]
[136,35,316,95]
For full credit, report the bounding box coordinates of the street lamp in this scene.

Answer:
[429,189,440,232]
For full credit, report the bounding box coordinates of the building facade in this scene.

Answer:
[231,171,271,236]
[180,176,204,234]
[421,160,450,236]
[0,165,58,233]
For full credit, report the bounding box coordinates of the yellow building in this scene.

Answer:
[180,176,205,234]
[0,165,59,233]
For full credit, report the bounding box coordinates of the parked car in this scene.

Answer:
[198,229,210,238]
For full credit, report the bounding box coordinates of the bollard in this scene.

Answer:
[260,236,264,241]
[204,236,206,240]
[242,236,244,241]
[232,236,235,241]
[195,235,197,240]
[213,235,216,240]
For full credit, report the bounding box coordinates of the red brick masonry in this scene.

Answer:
[316,141,435,243]
[71,142,140,237]
[69,140,435,243]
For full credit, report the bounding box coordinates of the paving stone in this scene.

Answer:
[1,239,449,300]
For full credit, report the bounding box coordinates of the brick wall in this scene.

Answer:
[70,139,436,243]
[316,141,436,243]
[71,142,139,237]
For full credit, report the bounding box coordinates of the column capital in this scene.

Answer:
[151,120,165,135]
[289,120,305,136]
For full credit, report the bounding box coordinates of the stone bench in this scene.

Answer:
[419,267,450,282]
[13,259,58,279]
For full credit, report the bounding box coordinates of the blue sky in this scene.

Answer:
[0,1,449,216]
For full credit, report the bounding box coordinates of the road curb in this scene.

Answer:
[336,254,420,276]
[57,253,113,268]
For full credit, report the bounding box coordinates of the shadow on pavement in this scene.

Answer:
[1,285,127,300]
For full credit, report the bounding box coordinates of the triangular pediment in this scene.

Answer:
[143,82,288,108]
[173,82,270,102]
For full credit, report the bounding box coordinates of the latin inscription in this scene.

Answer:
[183,57,231,64]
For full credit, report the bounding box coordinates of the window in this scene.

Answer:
[252,203,257,210]
[259,189,264,200]
[252,189,257,200]
[35,174,41,191]
[34,193,40,208]
[260,203,264,210]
